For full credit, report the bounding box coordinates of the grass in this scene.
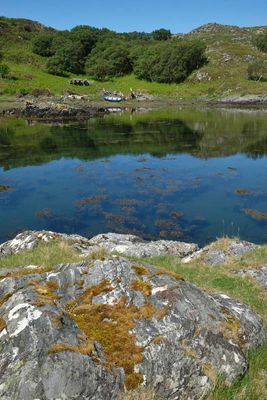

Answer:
[143,252,267,321]
[0,240,82,271]
[207,345,267,400]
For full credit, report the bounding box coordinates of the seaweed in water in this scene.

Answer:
[242,208,267,221]
[0,185,11,192]
[75,195,106,206]
[235,188,252,196]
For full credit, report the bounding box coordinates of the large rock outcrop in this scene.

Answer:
[0,230,198,259]
[0,232,266,400]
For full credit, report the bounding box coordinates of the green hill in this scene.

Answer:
[0,17,267,100]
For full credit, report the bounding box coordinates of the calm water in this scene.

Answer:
[0,107,267,246]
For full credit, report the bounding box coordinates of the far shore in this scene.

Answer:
[0,93,267,121]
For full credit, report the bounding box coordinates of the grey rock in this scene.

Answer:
[219,94,267,105]
[227,241,255,257]
[1,103,104,121]
[233,265,267,290]
[244,54,254,62]
[182,239,256,266]
[0,254,266,399]
[204,250,227,266]
[222,53,232,62]
[0,230,199,260]
[87,232,198,258]
[195,71,211,82]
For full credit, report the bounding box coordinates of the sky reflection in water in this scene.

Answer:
[0,107,266,245]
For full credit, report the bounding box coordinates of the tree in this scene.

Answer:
[254,32,267,53]
[32,34,55,57]
[121,31,152,41]
[133,40,206,83]
[46,56,67,76]
[152,28,171,41]
[45,26,103,75]
[71,25,99,55]
[248,60,267,81]
[86,40,133,80]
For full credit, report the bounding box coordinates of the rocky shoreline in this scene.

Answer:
[0,230,266,399]
[0,100,106,121]
[1,93,267,121]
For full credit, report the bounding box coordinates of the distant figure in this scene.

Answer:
[130,88,136,99]
[25,100,33,109]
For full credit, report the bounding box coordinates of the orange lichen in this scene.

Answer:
[202,363,217,383]
[29,280,60,306]
[154,305,170,320]
[0,316,6,331]
[48,341,94,356]
[130,280,152,296]
[51,315,63,328]
[132,265,149,276]
[155,268,185,281]
[53,280,145,389]
[0,292,13,307]
[139,303,156,319]
[0,266,49,280]
[76,279,112,305]
[69,296,144,389]
[124,373,144,391]
[152,336,163,345]
[184,347,198,359]
[219,312,243,346]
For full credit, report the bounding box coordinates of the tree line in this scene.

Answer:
[32,26,207,83]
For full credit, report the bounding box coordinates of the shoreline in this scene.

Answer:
[1,93,267,121]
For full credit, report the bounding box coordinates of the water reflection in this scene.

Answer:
[0,107,267,245]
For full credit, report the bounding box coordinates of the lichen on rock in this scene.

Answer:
[0,231,266,399]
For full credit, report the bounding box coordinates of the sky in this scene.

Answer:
[1,0,267,33]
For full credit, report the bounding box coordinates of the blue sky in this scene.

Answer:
[1,0,267,33]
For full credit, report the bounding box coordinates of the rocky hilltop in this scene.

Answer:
[0,231,266,399]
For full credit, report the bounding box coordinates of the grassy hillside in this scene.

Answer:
[0,17,267,99]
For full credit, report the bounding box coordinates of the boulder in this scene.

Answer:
[182,239,255,266]
[233,265,267,290]
[0,252,266,399]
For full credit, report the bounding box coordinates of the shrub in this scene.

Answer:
[0,64,10,78]
[46,56,68,76]
[248,60,267,81]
